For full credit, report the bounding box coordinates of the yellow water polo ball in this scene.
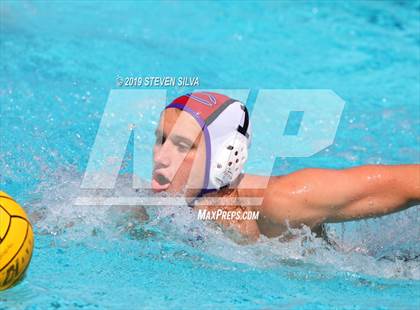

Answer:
[0,191,34,290]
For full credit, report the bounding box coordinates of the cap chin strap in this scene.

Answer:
[197,187,222,198]
[188,186,228,208]
[188,173,245,208]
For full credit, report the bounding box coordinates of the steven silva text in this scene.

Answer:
[116,76,200,87]
[197,209,260,221]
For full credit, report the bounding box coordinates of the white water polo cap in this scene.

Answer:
[165,92,251,195]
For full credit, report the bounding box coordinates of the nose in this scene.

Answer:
[153,143,171,169]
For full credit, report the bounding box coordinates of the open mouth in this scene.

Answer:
[152,172,171,192]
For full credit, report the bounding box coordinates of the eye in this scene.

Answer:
[155,134,165,145]
[177,143,190,152]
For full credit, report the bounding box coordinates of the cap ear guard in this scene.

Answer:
[207,103,251,190]
[209,132,249,189]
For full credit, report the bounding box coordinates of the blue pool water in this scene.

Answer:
[1,1,420,309]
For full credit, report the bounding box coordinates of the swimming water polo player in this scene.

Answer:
[152,92,420,241]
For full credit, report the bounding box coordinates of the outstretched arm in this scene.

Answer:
[261,164,420,227]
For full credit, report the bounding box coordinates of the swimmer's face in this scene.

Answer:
[152,108,206,197]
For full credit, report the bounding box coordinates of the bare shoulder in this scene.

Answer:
[239,169,326,199]
[237,173,299,212]
[238,170,333,229]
